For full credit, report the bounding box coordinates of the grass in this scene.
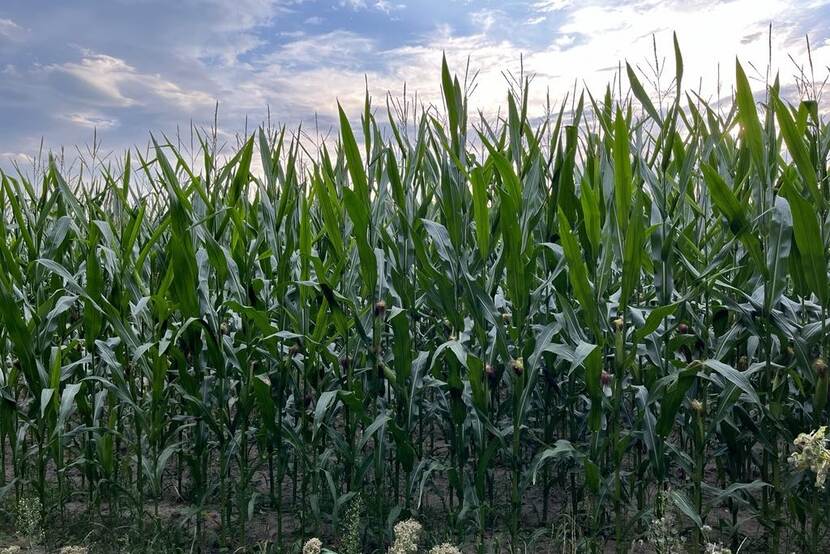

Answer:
[1,38,830,553]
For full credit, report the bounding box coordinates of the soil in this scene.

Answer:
[0,429,825,553]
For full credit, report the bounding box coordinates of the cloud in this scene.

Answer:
[554,34,575,49]
[1,151,34,164]
[374,0,406,13]
[334,0,829,124]
[542,0,817,94]
[45,53,215,110]
[339,0,405,13]
[263,31,377,70]
[0,18,24,40]
[471,9,499,32]
[532,0,573,12]
[2,0,830,172]
[62,112,119,129]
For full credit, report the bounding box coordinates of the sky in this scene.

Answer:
[1,0,829,171]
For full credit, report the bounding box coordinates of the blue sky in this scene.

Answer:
[1,0,828,169]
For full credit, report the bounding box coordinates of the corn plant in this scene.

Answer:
[1,40,830,553]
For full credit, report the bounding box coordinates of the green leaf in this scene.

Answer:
[704,359,761,405]
[626,62,661,123]
[766,196,792,309]
[558,208,600,337]
[57,383,82,432]
[580,178,601,260]
[490,148,522,211]
[656,365,697,437]
[530,440,579,485]
[620,191,643,313]
[735,60,765,180]
[338,103,369,205]
[673,32,683,97]
[633,303,678,343]
[671,489,702,529]
[781,176,828,304]
[773,94,821,205]
[441,53,461,152]
[700,162,764,272]
[613,108,633,234]
[343,188,378,296]
[470,167,490,259]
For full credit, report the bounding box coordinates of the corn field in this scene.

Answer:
[2,42,830,553]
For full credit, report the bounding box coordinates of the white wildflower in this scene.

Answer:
[15,495,43,543]
[303,537,323,554]
[704,543,732,554]
[428,544,462,554]
[340,494,363,554]
[59,548,89,554]
[389,519,423,554]
[646,489,686,554]
[789,426,830,488]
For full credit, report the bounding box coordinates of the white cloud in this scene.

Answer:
[554,34,575,48]
[62,112,118,129]
[471,9,499,32]
[0,18,24,40]
[266,0,830,127]
[539,0,825,97]
[3,0,830,171]
[533,0,573,12]
[46,53,215,110]
[1,151,34,164]
[264,31,376,69]
[374,0,406,13]
[340,0,405,13]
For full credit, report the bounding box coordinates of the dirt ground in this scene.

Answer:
[0,437,823,553]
